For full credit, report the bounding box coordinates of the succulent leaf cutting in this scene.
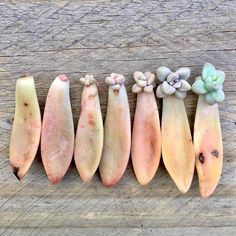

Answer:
[74,74,104,183]
[9,76,41,180]
[156,66,195,193]
[131,71,161,185]
[41,75,74,185]
[99,73,131,187]
[193,63,225,198]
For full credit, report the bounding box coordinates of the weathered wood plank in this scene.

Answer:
[0,0,236,235]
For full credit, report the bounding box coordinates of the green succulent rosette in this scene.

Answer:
[192,63,225,105]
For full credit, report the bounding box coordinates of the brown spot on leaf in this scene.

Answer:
[24,103,29,107]
[199,153,205,164]
[89,94,96,99]
[145,121,157,157]
[211,150,219,157]
[12,166,20,180]
[113,89,119,95]
[88,114,95,127]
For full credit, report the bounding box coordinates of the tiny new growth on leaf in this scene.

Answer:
[192,63,224,198]
[41,75,74,185]
[131,71,161,185]
[156,67,191,99]
[99,73,131,187]
[156,67,195,193]
[192,63,225,105]
[74,75,104,183]
[9,76,41,180]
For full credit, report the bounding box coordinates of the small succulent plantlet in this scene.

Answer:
[9,76,41,180]
[156,67,195,193]
[131,71,161,185]
[41,75,74,185]
[99,73,131,187]
[192,63,225,198]
[74,75,104,183]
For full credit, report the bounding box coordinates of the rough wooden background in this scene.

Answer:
[0,0,236,235]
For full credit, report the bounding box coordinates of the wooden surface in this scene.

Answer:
[0,0,236,235]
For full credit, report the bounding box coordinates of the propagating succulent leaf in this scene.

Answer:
[9,76,41,180]
[131,71,161,185]
[74,75,104,183]
[161,95,195,193]
[99,73,131,187]
[194,96,223,198]
[156,66,195,193]
[193,63,225,198]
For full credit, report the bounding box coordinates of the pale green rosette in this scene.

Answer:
[192,63,225,105]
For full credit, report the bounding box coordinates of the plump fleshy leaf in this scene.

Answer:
[99,83,131,187]
[205,93,216,105]
[9,76,41,180]
[161,96,195,193]
[212,89,225,103]
[161,81,176,94]
[202,63,216,81]
[176,67,190,80]
[132,84,142,93]
[74,79,104,183]
[178,80,191,92]
[167,72,179,83]
[215,70,225,84]
[156,85,167,98]
[41,75,74,185]
[194,95,223,198]
[175,90,187,99]
[192,79,207,94]
[132,92,161,185]
[156,67,171,82]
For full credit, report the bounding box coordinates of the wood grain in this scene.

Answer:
[0,0,236,235]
